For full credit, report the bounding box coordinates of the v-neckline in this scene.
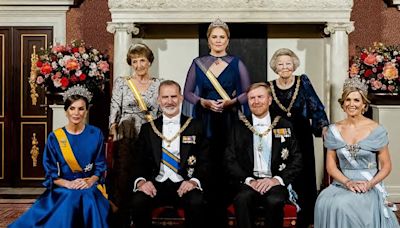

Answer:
[333,124,380,146]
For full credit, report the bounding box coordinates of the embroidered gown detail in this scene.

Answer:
[314,124,399,228]
[109,77,161,135]
[9,125,109,228]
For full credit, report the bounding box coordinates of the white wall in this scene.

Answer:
[268,39,328,190]
[142,39,199,90]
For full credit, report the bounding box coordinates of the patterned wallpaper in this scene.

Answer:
[66,0,114,63]
[349,0,400,57]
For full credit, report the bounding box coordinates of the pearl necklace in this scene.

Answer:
[270,76,301,117]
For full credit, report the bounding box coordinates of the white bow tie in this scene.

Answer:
[163,119,179,125]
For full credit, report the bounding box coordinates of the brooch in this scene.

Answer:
[187,155,196,178]
[281,148,289,160]
[278,163,286,171]
[84,163,93,172]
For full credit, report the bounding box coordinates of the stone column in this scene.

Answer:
[106,22,139,81]
[324,22,355,123]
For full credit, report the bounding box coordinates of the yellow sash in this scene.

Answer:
[54,128,108,199]
[126,77,153,121]
[195,59,231,101]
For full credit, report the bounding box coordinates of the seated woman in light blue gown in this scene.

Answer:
[314,77,399,228]
[9,85,109,228]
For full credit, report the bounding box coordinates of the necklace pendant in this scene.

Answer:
[167,143,171,147]
[257,144,263,152]
[287,112,292,117]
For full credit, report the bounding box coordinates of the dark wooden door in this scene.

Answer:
[0,27,53,187]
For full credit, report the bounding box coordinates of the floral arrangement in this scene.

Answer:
[33,39,110,95]
[349,42,400,93]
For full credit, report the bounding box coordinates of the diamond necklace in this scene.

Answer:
[270,76,301,117]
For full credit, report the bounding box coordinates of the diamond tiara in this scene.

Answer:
[209,18,229,29]
[63,85,93,102]
[343,76,368,94]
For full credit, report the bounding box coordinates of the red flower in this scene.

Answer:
[364,69,373,78]
[71,47,79,53]
[79,73,87,81]
[70,75,79,83]
[60,77,69,88]
[360,53,368,61]
[40,63,52,75]
[36,61,43,67]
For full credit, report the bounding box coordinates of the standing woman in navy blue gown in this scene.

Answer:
[9,85,109,228]
[183,18,251,227]
[268,48,329,228]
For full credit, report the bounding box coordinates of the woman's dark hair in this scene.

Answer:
[126,43,154,65]
[64,95,89,111]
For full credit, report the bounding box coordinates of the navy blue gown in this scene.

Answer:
[269,74,329,227]
[9,124,109,228]
[183,54,251,226]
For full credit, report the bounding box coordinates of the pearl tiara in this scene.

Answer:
[343,76,368,94]
[63,85,93,102]
[129,43,147,51]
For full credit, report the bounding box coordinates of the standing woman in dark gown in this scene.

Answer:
[183,18,251,227]
[268,48,329,228]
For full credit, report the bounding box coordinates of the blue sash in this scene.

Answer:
[162,147,180,173]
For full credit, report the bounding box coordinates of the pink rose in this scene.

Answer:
[98,60,110,73]
[371,80,382,90]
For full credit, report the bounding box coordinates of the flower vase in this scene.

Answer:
[45,91,65,105]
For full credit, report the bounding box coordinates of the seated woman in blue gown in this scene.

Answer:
[9,85,110,228]
[314,77,399,228]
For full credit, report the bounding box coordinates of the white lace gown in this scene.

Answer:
[314,124,399,228]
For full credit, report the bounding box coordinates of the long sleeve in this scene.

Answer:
[183,60,201,105]
[279,125,302,185]
[42,133,61,189]
[237,59,251,104]
[109,77,125,128]
[302,75,329,137]
[224,123,249,185]
[93,131,107,182]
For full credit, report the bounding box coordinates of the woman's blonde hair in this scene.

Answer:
[206,18,230,39]
[338,87,370,113]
